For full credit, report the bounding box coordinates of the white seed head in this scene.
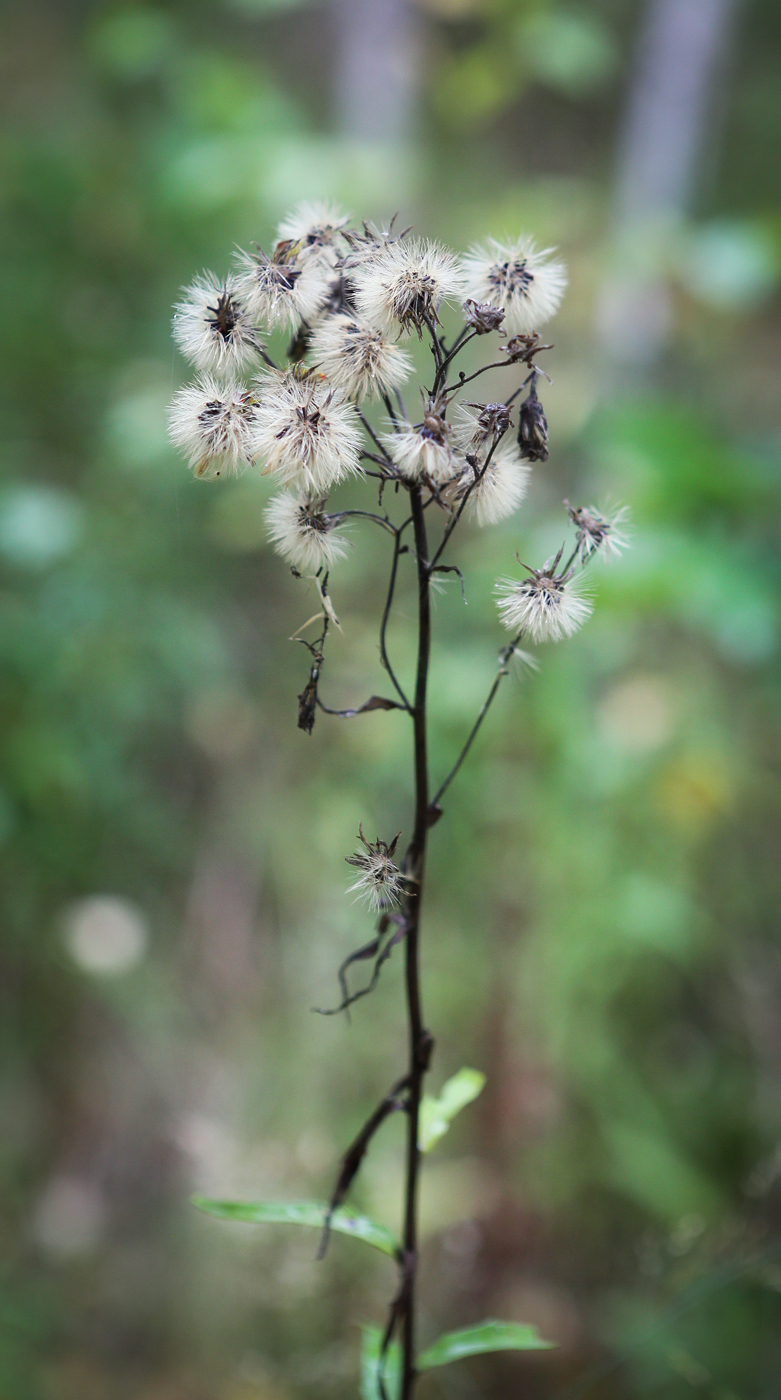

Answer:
[383,420,457,485]
[167,375,259,479]
[276,201,350,265]
[310,314,412,401]
[495,562,592,641]
[345,830,403,912]
[462,237,567,334]
[567,502,631,562]
[172,273,264,375]
[234,243,331,330]
[452,440,531,527]
[265,491,349,572]
[251,370,363,494]
[352,238,465,335]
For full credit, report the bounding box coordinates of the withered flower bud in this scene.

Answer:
[472,401,511,440]
[297,676,318,734]
[517,379,549,462]
[462,299,506,334]
[502,331,552,368]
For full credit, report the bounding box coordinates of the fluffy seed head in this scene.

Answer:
[265,491,349,572]
[168,376,259,479]
[345,828,403,911]
[462,236,567,334]
[251,370,363,493]
[310,314,412,401]
[172,273,264,374]
[566,502,631,562]
[276,201,350,264]
[451,440,531,527]
[352,238,465,335]
[234,242,330,330]
[383,399,456,485]
[496,554,592,641]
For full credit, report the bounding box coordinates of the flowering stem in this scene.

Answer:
[433,327,479,394]
[428,432,502,570]
[379,528,412,711]
[398,482,433,1400]
[430,631,522,810]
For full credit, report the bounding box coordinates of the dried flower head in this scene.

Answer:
[265,491,349,572]
[384,396,456,485]
[172,273,264,375]
[167,375,259,479]
[496,549,592,641]
[517,379,549,462]
[462,298,506,334]
[565,502,631,562]
[346,827,403,911]
[451,440,530,527]
[234,242,330,330]
[252,370,362,494]
[462,236,567,334]
[310,314,412,401]
[276,201,350,263]
[352,238,465,335]
[453,401,511,451]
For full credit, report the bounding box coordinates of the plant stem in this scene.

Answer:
[400,483,432,1400]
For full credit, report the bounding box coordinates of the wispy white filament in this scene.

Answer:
[352,238,465,334]
[383,423,457,485]
[453,441,530,526]
[265,492,349,572]
[495,568,592,641]
[167,376,259,479]
[172,273,263,374]
[234,246,331,330]
[251,371,363,494]
[310,315,412,401]
[462,237,567,334]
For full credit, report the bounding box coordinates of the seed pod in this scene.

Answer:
[517,379,549,462]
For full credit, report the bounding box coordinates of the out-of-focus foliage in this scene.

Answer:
[0,1,780,1398]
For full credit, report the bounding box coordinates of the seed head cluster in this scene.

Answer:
[167,202,629,912]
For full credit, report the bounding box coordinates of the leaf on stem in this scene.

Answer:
[417,1320,554,1369]
[360,1325,401,1400]
[418,1067,487,1153]
[193,1198,400,1258]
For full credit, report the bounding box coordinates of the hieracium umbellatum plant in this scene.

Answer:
[168,200,629,1399]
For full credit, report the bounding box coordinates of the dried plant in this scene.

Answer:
[168,201,628,1399]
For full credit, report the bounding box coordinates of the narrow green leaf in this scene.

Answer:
[360,1325,401,1400]
[192,1198,400,1258]
[418,1067,487,1153]
[418,1320,554,1369]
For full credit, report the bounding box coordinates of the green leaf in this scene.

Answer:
[418,1320,554,1369]
[192,1198,400,1258]
[360,1325,401,1400]
[419,1067,487,1153]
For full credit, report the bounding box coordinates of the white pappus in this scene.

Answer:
[251,370,363,494]
[462,236,567,334]
[167,375,260,479]
[265,492,349,572]
[309,314,412,402]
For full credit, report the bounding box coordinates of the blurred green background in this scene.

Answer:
[1,0,780,1397]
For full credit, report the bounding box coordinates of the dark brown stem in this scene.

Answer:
[399,482,433,1400]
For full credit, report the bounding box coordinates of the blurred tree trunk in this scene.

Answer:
[598,0,739,363]
[331,0,419,142]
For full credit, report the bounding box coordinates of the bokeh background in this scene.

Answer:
[2,0,781,1397]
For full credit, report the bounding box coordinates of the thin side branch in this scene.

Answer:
[430,631,523,811]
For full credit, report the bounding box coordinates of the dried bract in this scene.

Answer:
[462,298,506,334]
